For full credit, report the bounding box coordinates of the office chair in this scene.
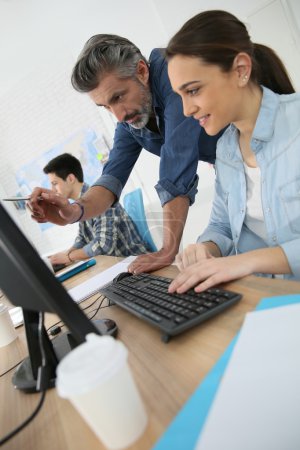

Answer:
[123,188,157,252]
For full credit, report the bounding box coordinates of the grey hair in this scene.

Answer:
[71,34,148,92]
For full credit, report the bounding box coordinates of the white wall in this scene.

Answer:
[0,0,168,98]
[1,0,299,254]
[0,0,167,254]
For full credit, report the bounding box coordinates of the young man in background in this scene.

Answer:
[44,153,149,266]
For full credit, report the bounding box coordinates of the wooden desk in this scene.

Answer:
[1,256,300,450]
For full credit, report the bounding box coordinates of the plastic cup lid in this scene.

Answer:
[56,334,128,397]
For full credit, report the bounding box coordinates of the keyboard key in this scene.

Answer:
[124,301,162,322]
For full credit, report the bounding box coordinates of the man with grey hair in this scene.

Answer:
[30,34,222,273]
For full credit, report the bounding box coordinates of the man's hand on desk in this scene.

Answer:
[128,248,175,274]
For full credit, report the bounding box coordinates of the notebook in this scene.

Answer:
[67,256,137,303]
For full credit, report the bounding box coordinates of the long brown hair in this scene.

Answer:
[166,10,295,94]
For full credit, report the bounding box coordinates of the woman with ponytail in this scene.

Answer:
[166,10,300,294]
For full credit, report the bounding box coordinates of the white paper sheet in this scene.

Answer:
[196,303,300,450]
[68,256,137,303]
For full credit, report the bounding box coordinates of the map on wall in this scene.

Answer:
[15,128,110,229]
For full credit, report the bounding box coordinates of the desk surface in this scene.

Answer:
[1,256,300,450]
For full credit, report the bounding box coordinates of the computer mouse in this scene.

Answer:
[93,318,118,338]
[103,318,117,332]
[113,272,132,283]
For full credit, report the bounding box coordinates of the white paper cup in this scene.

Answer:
[56,334,147,449]
[0,303,17,347]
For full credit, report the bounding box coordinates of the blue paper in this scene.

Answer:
[152,294,300,450]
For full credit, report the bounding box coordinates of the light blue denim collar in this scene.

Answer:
[228,86,279,143]
[252,86,279,142]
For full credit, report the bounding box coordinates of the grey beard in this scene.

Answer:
[129,87,153,129]
[130,112,151,129]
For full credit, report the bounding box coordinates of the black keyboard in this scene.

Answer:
[100,272,242,342]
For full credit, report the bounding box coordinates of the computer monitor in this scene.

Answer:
[0,202,109,392]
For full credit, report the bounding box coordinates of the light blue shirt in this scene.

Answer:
[198,86,300,280]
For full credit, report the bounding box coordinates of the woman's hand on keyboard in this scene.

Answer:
[175,243,219,271]
[169,254,252,294]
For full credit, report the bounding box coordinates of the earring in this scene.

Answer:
[243,75,248,81]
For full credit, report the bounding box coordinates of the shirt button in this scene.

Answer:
[266,207,271,213]
[272,235,277,242]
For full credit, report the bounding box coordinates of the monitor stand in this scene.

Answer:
[12,317,118,393]
[51,318,118,361]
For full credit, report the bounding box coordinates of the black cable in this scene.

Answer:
[0,313,47,447]
[87,296,110,321]
[81,296,102,312]
[0,391,46,447]
[46,294,104,334]
[87,297,105,320]
[88,302,114,316]
[99,301,113,309]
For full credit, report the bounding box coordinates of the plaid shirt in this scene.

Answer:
[72,184,149,257]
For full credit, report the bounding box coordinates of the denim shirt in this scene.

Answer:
[93,48,222,206]
[198,86,300,280]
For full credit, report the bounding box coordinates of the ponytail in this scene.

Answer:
[166,11,295,95]
[252,44,295,94]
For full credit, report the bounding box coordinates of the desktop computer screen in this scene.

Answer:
[0,202,107,392]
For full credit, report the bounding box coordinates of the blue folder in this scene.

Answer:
[56,258,96,282]
[152,294,300,450]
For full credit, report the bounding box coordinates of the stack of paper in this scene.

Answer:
[196,304,300,450]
